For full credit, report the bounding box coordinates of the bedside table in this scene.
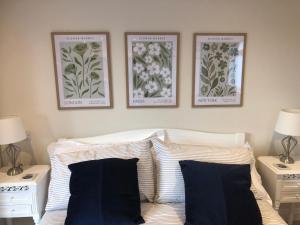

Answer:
[258,156,300,225]
[0,165,50,225]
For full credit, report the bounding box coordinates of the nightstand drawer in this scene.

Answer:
[281,182,300,194]
[281,181,300,202]
[282,181,300,188]
[0,192,32,205]
[280,195,300,203]
[0,204,32,217]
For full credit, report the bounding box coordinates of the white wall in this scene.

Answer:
[0,0,299,164]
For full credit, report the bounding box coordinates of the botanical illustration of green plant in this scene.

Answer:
[131,41,174,99]
[199,42,240,97]
[60,41,104,99]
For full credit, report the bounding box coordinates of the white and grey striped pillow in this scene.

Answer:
[151,138,255,203]
[46,139,155,211]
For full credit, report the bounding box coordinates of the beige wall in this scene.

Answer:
[0,0,299,164]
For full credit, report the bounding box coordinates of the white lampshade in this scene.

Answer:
[275,109,300,137]
[0,116,27,145]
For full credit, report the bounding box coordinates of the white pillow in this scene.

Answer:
[46,138,155,211]
[163,133,271,203]
[151,138,257,203]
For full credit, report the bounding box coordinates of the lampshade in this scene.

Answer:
[0,116,26,145]
[275,109,300,137]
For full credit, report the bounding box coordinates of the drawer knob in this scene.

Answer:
[11,209,15,212]
[10,196,14,200]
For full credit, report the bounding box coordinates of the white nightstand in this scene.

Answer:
[0,165,50,225]
[258,156,300,225]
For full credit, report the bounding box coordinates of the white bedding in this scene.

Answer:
[43,129,285,225]
[40,200,287,225]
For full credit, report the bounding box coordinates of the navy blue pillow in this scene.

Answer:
[65,158,145,225]
[179,160,262,225]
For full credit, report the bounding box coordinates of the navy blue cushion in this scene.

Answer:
[179,160,262,225]
[65,158,145,225]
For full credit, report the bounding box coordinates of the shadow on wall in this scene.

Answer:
[23,114,56,164]
[245,133,261,155]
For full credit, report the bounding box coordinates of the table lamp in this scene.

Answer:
[275,109,300,164]
[0,116,27,175]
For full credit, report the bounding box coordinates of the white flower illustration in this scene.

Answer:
[139,72,149,81]
[133,88,144,98]
[133,63,144,74]
[145,81,158,94]
[160,67,171,78]
[160,87,171,97]
[148,43,161,56]
[147,62,160,75]
[164,76,172,85]
[145,55,153,64]
[133,43,146,55]
[165,42,172,50]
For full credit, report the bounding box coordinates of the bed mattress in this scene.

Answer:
[40,200,287,225]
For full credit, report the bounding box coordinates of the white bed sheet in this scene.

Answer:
[40,200,287,225]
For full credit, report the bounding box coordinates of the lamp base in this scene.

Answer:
[279,136,298,164]
[5,144,23,176]
[280,155,294,164]
[7,166,23,176]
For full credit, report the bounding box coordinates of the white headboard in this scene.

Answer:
[70,128,245,147]
[163,129,245,147]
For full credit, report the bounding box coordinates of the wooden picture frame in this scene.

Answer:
[192,33,246,107]
[51,32,113,109]
[125,32,180,108]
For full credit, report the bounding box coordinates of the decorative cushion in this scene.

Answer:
[180,160,262,225]
[46,139,155,211]
[151,138,254,203]
[65,158,145,225]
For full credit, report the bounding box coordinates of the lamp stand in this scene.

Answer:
[5,144,23,176]
[280,136,298,164]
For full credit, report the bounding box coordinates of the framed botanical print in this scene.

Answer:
[192,33,246,107]
[51,32,113,109]
[125,32,179,108]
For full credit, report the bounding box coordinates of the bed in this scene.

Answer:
[40,129,287,225]
[41,201,286,225]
